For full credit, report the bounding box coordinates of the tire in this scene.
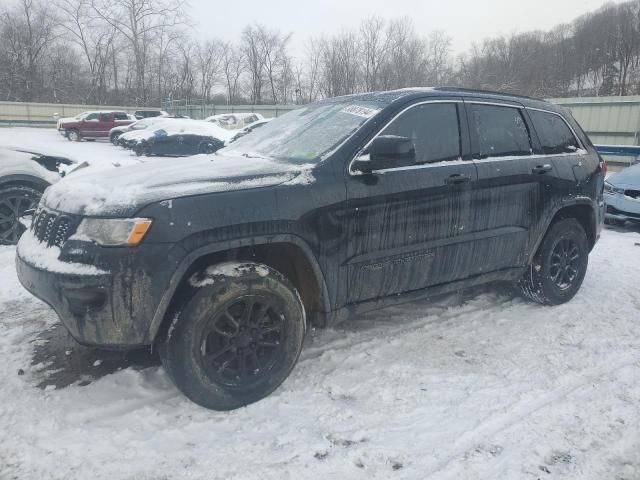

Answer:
[110,133,121,146]
[158,262,306,410]
[199,142,214,154]
[134,145,144,156]
[66,129,81,142]
[199,141,220,154]
[519,218,589,306]
[0,185,42,245]
[604,217,625,227]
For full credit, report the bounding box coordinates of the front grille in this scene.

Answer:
[624,189,640,199]
[31,209,77,247]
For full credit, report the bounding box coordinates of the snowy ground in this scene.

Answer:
[1,128,640,479]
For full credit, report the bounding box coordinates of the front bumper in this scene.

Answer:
[604,192,640,223]
[16,253,121,347]
[16,237,177,349]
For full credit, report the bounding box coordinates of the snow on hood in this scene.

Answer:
[608,163,640,187]
[41,153,311,216]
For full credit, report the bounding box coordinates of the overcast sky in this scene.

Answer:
[191,0,626,57]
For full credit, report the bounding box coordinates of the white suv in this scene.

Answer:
[0,148,72,244]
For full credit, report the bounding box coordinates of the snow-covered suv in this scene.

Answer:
[16,88,605,410]
[0,148,72,244]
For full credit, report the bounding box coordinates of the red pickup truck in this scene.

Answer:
[59,111,134,141]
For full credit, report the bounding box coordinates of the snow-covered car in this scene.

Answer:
[133,120,234,156]
[109,117,171,145]
[205,112,264,130]
[0,148,73,244]
[604,163,640,226]
[228,118,273,143]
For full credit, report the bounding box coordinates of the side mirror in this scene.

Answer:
[352,135,415,174]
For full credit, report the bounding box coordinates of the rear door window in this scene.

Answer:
[528,110,580,154]
[470,104,532,158]
[381,103,461,164]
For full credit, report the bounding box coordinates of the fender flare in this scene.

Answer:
[147,233,331,341]
[0,174,50,191]
[528,197,597,263]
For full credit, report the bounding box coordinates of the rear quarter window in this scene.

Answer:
[528,110,580,154]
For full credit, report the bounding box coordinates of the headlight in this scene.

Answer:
[74,218,152,246]
[604,181,624,195]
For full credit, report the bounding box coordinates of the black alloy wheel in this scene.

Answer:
[158,262,305,410]
[197,295,286,389]
[0,185,41,245]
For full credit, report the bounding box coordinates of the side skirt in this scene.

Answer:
[319,267,525,327]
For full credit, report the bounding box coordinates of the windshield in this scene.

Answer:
[221,100,385,163]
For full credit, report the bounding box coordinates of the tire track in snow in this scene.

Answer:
[422,356,640,478]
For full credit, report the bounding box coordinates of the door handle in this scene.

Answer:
[445,174,471,185]
[532,164,553,174]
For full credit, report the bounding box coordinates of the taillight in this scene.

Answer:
[599,158,607,177]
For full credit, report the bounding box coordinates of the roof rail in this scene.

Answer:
[434,87,544,102]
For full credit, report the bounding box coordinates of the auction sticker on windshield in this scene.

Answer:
[340,105,380,118]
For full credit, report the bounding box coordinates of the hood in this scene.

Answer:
[608,163,640,188]
[41,153,311,216]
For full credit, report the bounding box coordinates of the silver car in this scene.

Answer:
[604,163,640,226]
[0,148,72,244]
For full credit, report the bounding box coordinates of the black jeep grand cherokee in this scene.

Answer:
[16,88,605,410]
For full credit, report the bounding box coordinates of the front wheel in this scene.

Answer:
[110,133,121,145]
[66,129,81,142]
[158,262,306,410]
[0,185,42,245]
[519,218,589,305]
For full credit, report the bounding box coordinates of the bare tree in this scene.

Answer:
[56,0,118,102]
[196,39,222,103]
[221,41,243,104]
[0,0,58,101]
[91,0,187,104]
[359,16,389,91]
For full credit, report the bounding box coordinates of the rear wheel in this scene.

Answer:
[110,133,121,145]
[158,262,305,410]
[134,144,144,156]
[519,218,589,305]
[198,140,220,154]
[0,185,42,245]
[66,129,81,142]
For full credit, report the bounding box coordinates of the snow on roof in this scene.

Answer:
[206,112,264,122]
[138,120,234,142]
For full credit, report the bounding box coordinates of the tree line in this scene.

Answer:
[2,0,640,107]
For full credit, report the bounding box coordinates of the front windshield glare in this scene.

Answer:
[222,101,383,163]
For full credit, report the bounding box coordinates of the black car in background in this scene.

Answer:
[17,87,604,411]
[133,130,225,156]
